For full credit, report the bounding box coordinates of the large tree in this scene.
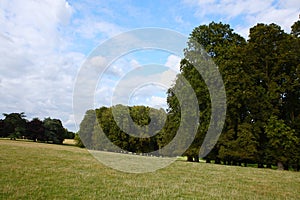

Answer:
[166,22,248,162]
[26,118,45,141]
[2,112,27,139]
[43,118,67,144]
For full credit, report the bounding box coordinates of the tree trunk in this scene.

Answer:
[277,161,284,170]
[206,159,211,163]
[194,155,199,162]
[258,163,264,168]
[187,156,193,162]
[266,164,272,169]
[215,158,221,164]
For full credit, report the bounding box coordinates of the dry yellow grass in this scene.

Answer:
[63,139,76,145]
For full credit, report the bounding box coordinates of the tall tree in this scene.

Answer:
[245,23,300,166]
[166,22,247,162]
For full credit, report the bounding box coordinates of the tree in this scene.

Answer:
[0,119,7,138]
[166,22,246,162]
[218,123,258,166]
[244,22,300,166]
[77,109,97,149]
[74,133,85,148]
[65,129,75,139]
[43,118,66,144]
[2,112,27,139]
[265,116,299,170]
[291,20,300,37]
[26,118,45,141]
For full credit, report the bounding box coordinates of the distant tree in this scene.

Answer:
[0,119,7,138]
[2,112,27,139]
[77,109,97,149]
[26,118,45,141]
[74,133,84,148]
[43,118,66,144]
[65,129,75,139]
[77,105,167,154]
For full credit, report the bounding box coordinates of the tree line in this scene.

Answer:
[166,20,300,170]
[0,112,74,144]
[76,105,166,155]
[77,20,300,171]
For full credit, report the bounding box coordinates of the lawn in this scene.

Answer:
[0,139,299,199]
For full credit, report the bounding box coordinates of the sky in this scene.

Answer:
[0,0,299,132]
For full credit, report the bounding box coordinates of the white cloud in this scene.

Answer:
[165,55,181,72]
[93,58,141,108]
[93,53,181,110]
[4,0,296,132]
[147,96,168,109]
[130,59,140,69]
[0,0,83,131]
[110,67,177,109]
[0,0,73,52]
[74,20,123,39]
[182,0,299,38]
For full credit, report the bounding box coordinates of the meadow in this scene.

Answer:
[1,139,300,199]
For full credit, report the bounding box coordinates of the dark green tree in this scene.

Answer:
[291,20,300,37]
[43,118,66,144]
[77,109,96,149]
[2,112,27,139]
[166,22,247,162]
[0,119,7,138]
[26,118,45,141]
[74,133,85,148]
[265,116,299,170]
[244,22,300,166]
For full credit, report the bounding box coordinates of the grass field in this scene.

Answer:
[1,139,300,199]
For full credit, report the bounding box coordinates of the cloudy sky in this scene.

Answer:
[0,0,299,131]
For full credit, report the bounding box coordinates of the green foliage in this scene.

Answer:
[77,109,96,149]
[291,20,300,37]
[74,133,84,148]
[2,112,27,139]
[76,20,300,170]
[165,20,300,169]
[43,118,66,144]
[78,105,166,155]
[265,116,299,169]
[0,112,73,145]
[26,118,45,141]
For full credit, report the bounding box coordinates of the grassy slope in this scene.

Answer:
[0,140,299,200]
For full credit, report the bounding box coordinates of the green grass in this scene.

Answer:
[1,140,300,199]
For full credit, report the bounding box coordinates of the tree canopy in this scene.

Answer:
[76,20,300,171]
[0,112,74,144]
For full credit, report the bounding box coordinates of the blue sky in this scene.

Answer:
[0,0,299,131]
